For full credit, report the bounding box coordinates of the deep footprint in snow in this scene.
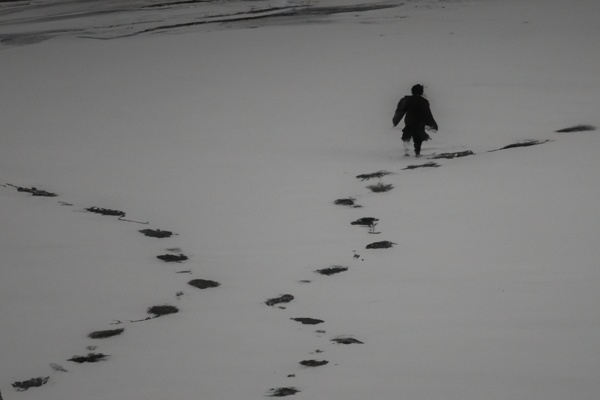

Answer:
[403,162,439,170]
[157,254,188,262]
[188,279,221,289]
[429,150,474,159]
[11,377,50,392]
[265,294,294,307]
[555,124,596,132]
[267,387,300,397]
[291,317,324,325]
[331,337,364,345]
[88,328,124,339]
[356,170,393,181]
[139,228,174,238]
[488,139,550,152]
[334,197,362,208]
[366,240,396,249]
[299,359,328,367]
[68,353,108,363]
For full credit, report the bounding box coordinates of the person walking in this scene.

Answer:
[393,84,438,156]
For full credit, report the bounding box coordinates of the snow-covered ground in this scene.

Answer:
[1,0,599,399]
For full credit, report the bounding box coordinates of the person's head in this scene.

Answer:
[411,84,424,96]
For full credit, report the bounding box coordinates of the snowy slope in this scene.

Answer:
[1,0,599,399]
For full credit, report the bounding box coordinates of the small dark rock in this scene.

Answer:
[11,377,49,391]
[265,294,294,307]
[188,279,221,289]
[88,328,124,339]
[157,254,188,262]
[268,387,300,397]
[299,360,329,367]
[139,229,174,238]
[316,266,348,276]
[331,337,363,345]
[147,305,179,316]
[68,353,108,363]
[291,317,324,325]
[366,240,396,249]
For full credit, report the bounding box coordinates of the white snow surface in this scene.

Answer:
[1,0,600,399]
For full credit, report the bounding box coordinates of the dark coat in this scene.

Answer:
[393,95,438,142]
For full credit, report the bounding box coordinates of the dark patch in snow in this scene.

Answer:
[11,377,49,391]
[429,150,474,159]
[265,294,294,307]
[291,317,324,325]
[188,279,221,289]
[555,124,596,132]
[316,266,348,276]
[403,162,439,170]
[88,328,124,339]
[366,240,396,249]
[68,353,108,363]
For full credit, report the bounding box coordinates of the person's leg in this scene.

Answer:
[414,140,422,156]
[403,140,410,156]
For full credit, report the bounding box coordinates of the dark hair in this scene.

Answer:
[411,84,424,95]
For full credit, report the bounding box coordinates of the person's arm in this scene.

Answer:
[393,97,407,127]
[425,102,438,130]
